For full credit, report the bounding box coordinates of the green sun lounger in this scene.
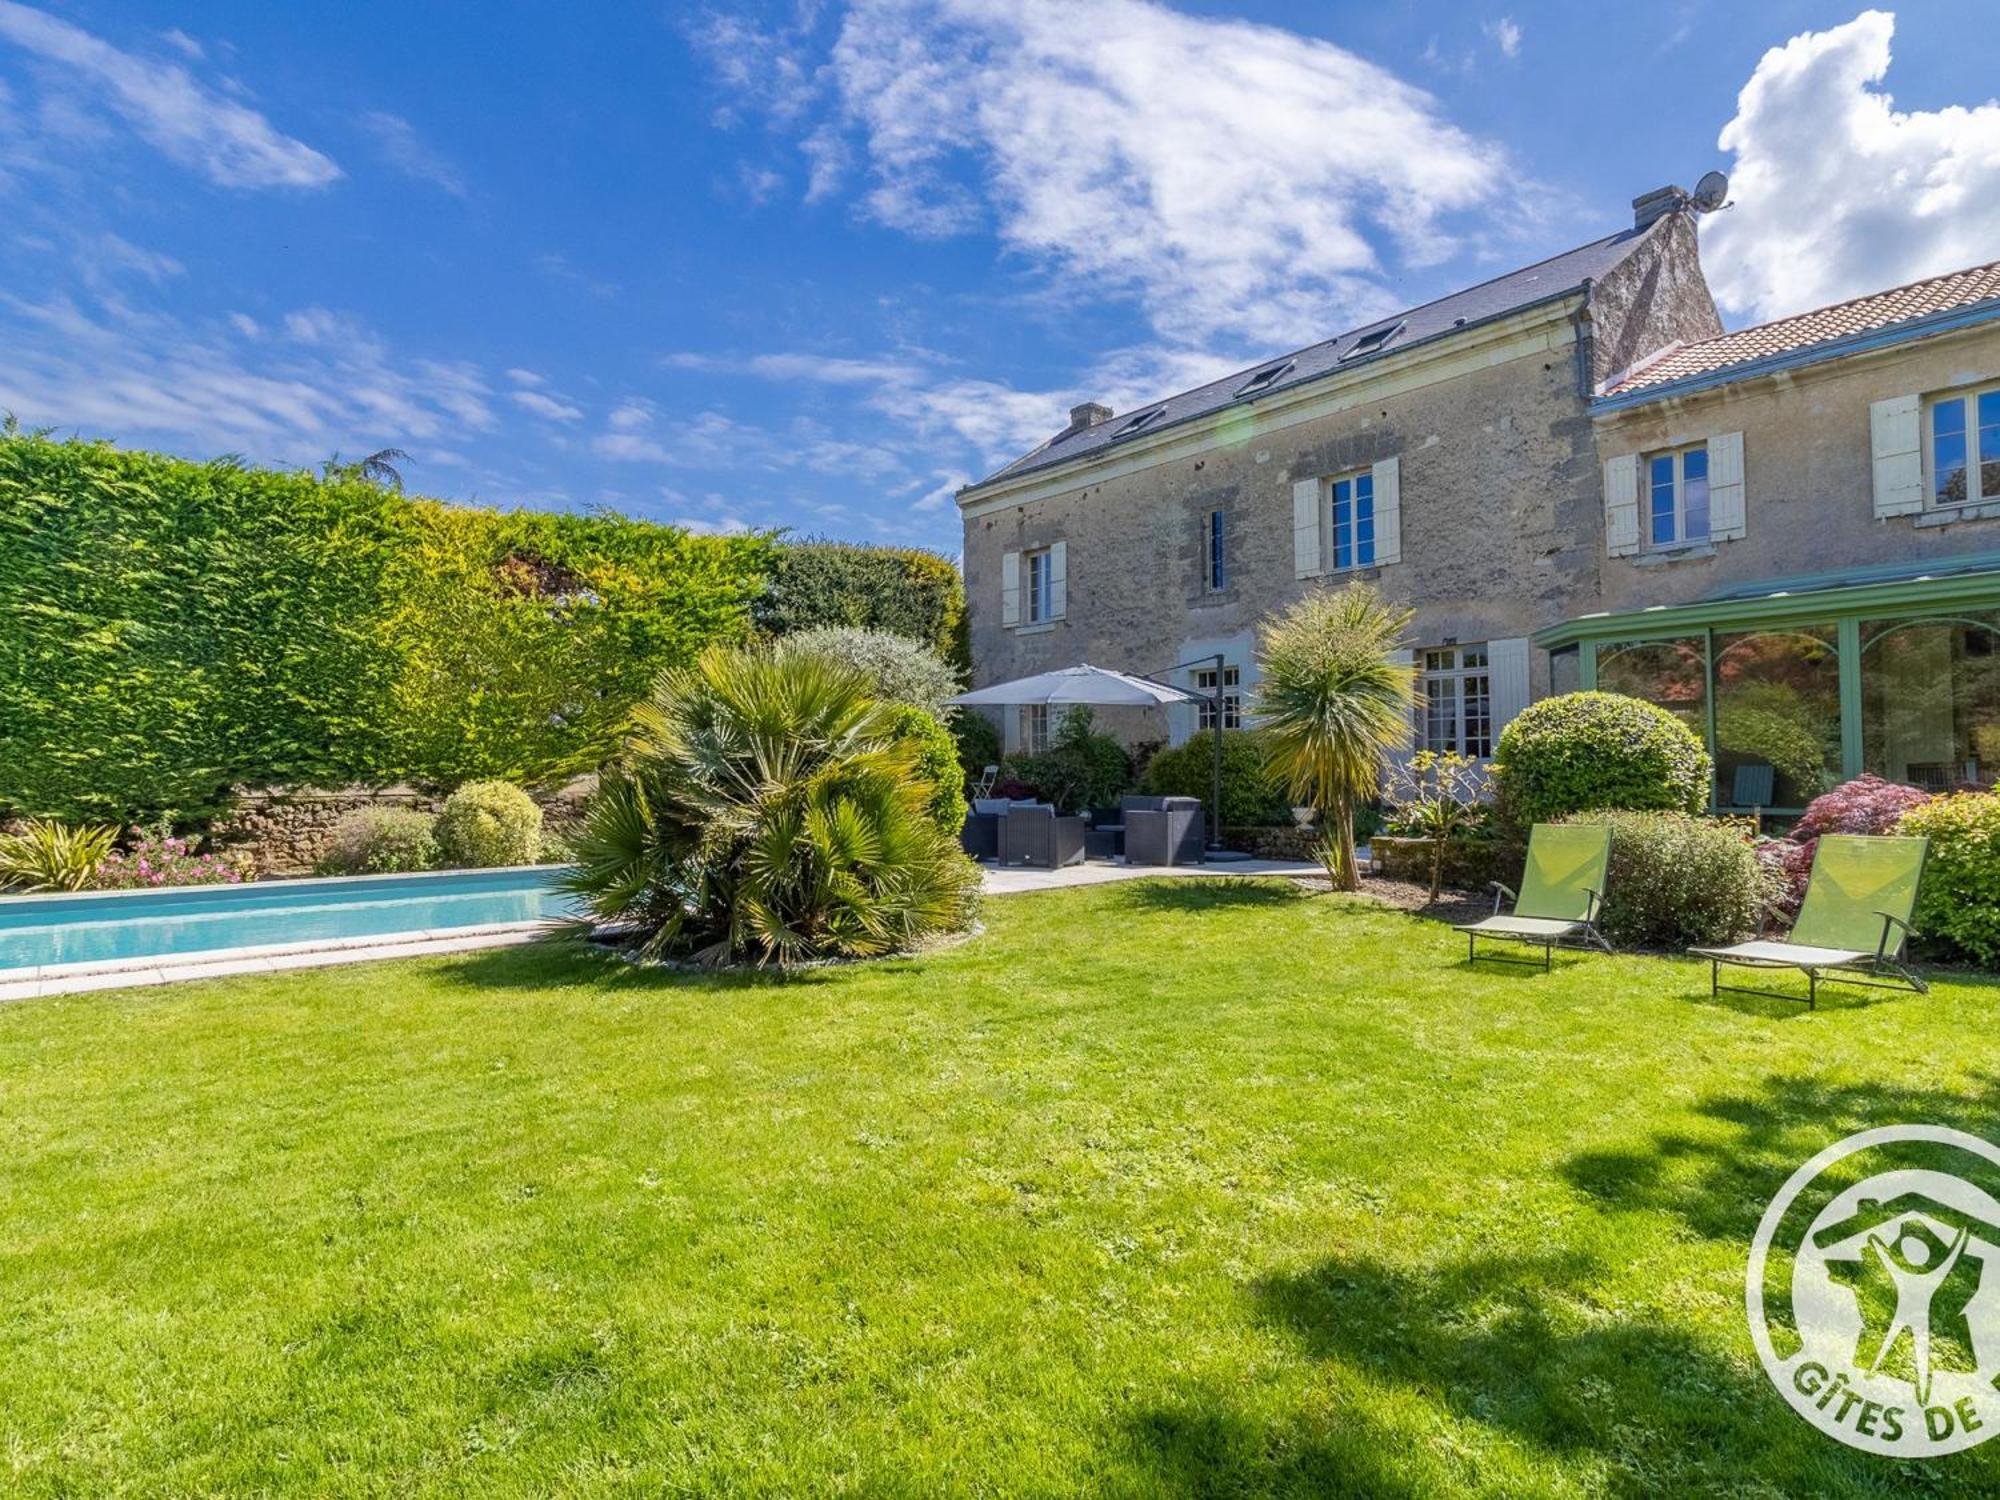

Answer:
[1455,823,1613,970]
[1691,833,1929,1009]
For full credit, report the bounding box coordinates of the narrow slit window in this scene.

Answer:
[1203,509,1227,592]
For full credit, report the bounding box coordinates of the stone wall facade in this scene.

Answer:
[1589,319,2000,613]
[957,210,1721,756]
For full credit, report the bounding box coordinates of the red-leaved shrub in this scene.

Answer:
[1794,774,1932,839]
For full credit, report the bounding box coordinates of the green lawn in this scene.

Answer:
[2,879,1996,1497]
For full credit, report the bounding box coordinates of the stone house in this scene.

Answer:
[956,184,2000,814]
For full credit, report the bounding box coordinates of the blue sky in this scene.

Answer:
[2,2,1997,552]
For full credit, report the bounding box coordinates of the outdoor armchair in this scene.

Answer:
[1000,804,1086,869]
[1690,833,1929,1008]
[1454,823,1613,969]
[1121,795,1203,867]
[959,798,1012,861]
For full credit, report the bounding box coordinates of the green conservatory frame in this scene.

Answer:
[1535,555,2000,814]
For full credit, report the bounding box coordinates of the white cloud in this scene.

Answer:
[593,431,672,463]
[666,349,927,385]
[1484,17,1522,58]
[0,1,339,189]
[89,232,184,284]
[358,110,466,196]
[509,388,584,422]
[227,311,260,338]
[737,0,1512,351]
[160,28,202,61]
[0,293,495,459]
[1705,9,2000,322]
[505,367,545,387]
[607,399,655,431]
[911,470,970,511]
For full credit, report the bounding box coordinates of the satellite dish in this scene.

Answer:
[1692,170,1730,212]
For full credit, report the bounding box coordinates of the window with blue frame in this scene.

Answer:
[1329,472,1374,570]
[1931,388,2000,506]
[1203,508,1226,591]
[1646,444,1710,547]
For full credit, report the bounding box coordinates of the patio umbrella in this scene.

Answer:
[946,664,1199,709]
[948,664,1236,857]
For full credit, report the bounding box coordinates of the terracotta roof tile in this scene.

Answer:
[1604,260,2000,396]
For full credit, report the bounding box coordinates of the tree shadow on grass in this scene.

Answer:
[1108,877,1314,914]
[1564,1070,2000,1250]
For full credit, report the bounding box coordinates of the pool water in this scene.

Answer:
[0,867,575,973]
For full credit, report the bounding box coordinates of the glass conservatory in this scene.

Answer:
[1536,559,2000,813]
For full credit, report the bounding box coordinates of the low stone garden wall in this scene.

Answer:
[1219,824,1321,862]
[1370,834,1499,892]
[209,779,595,876]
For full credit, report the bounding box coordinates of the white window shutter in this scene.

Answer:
[1603,454,1640,556]
[1292,477,1322,579]
[1871,394,1925,517]
[1486,638,1531,744]
[1708,431,1746,540]
[1371,456,1402,565]
[1048,541,1067,620]
[1001,550,1021,626]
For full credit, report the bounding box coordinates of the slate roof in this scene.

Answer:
[1604,259,2000,397]
[965,224,1660,493]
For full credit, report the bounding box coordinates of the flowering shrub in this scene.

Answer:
[91,824,244,889]
[1794,774,1932,839]
[1754,838,1817,925]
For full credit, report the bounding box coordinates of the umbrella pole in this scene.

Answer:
[1208,652,1224,855]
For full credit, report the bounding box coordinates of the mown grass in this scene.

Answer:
[1,879,1996,1497]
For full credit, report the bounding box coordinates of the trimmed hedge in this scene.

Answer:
[1,436,987,822]
[1493,692,1712,827]
[1898,791,2000,966]
[755,541,968,670]
[887,705,969,837]
[1141,729,1290,828]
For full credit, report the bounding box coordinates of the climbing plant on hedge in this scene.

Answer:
[1491,691,1712,827]
[0,434,772,820]
[755,541,968,670]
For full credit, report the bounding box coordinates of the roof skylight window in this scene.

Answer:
[1233,359,1295,398]
[1118,406,1166,435]
[1339,320,1406,362]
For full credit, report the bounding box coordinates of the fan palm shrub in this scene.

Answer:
[564,644,981,967]
[1253,584,1418,891]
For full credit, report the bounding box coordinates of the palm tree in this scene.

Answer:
[563,643,981,967]
[322,447,412,490]
[1253,583,1418,891]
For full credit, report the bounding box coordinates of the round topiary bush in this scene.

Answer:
[1493,692,1711,827]
[1559,810,1768,948]
[436,780,543,867]
[1898,791,2000,966]
[318,807,440,875]
[1140,729,1290,827]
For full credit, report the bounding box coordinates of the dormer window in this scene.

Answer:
[1119,406,1166,435]
[1339,320,1406,362]
[1234,360,1295,398]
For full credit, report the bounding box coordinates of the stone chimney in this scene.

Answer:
[1067,401,1113,432]
[1631,185,1687,231]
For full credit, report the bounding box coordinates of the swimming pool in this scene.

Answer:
[0,866,575,974]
